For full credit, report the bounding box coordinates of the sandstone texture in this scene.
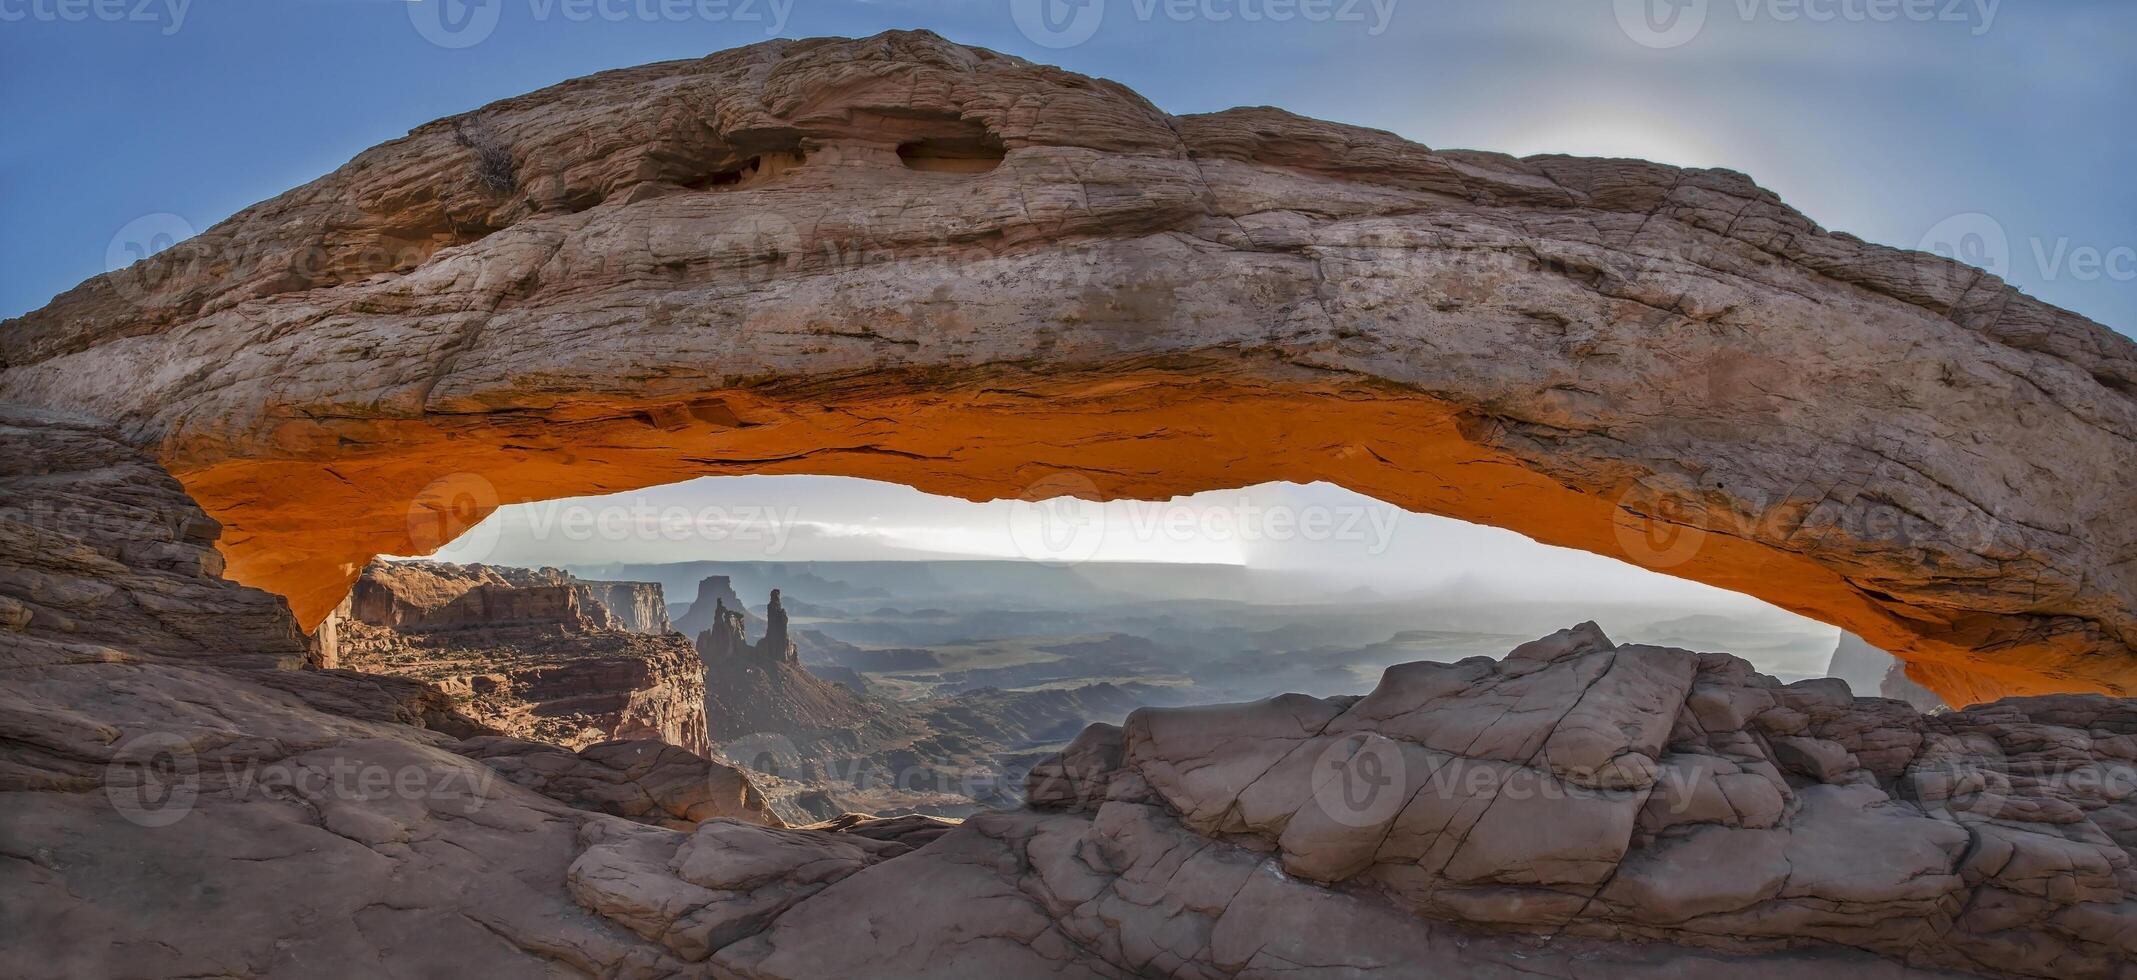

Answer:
[457,735,779,830]
[0,406,310,669]
[0,409,779,978]
[345,559,669,634]
[1019,624,2137,979]
[562,627,2137,979]
[334,559,714,754]
[0,31,2129,703]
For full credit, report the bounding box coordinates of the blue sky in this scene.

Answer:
[3,0,2132,329]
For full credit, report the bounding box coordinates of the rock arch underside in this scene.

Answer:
[14,30,2137,980]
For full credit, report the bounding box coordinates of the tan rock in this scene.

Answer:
[1024,623,2137,976]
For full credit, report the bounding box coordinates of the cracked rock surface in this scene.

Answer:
[2,31,2130,703]
[4,412,2135,978]
[561,625,2137,979]
[0,408,773,977]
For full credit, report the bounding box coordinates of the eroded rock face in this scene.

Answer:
[457,735,779,830]
[1023,624,2137,978]
[673,574,748,637]
[588,580,673,634]
[0,406,778,978]
[336,560,714,754]
[346,559,669,634]
[1,31,2129,703]
[0,406,310,669]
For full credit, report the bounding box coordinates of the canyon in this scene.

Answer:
[327,557,1175,821]
[6,409,2133,976]
[328,559,714,755]
[3,27,2136,980]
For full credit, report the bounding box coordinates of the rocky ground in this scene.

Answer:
[6,404,2135,978]
[571,621,2137,978]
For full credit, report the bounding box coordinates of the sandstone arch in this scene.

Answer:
[3,32,2132,705]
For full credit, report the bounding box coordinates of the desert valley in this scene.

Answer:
[316,551,1938,824]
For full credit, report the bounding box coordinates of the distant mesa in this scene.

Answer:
[674,574,749,637]
[1826,631,1947,713]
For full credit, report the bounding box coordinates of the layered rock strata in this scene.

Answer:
[0,406,777,978]
[337,560,713,754]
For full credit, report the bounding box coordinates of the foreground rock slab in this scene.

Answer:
[1022,624,2137,979]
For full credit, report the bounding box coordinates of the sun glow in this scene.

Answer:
[1499,112,1726,169]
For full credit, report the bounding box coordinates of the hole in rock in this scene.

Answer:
[342,474,1881,824]
[682,150,808,191]
[895,137,1005,173]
